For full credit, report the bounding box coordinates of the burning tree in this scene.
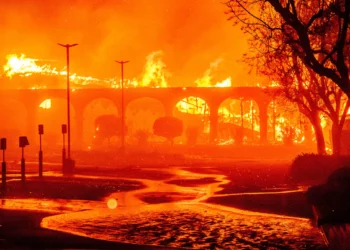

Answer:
[153,116,183,145]
[225,0,350,154]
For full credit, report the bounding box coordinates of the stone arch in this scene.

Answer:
[125,97,166,145]
[218,97,260,144]
[172,96,211,145]
[0,97,28,151]
[83,98,119,147]
[37,97,77,149]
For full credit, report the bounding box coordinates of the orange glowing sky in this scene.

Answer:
[0,0,268,87]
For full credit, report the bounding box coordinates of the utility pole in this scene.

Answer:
[58,43,78,168]
[115,60,129,154]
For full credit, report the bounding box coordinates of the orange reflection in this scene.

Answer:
[107,198,118,209]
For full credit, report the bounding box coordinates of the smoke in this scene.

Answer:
[0,0,263,86]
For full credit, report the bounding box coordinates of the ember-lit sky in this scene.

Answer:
[0,0,267,86]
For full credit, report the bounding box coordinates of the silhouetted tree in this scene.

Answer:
[264,51,350,154]
[262,51,326,154]
[153,116,183,145]
[287,55,349,155]
[225,0,350,154]
[225,0,350,97]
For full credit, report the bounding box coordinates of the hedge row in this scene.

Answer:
[289,153,350,185]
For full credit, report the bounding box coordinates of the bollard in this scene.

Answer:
[2,161,6,191]
[62,124,67,174]
[62,148,66,173]
[21,157,25,184]
[19,136,29,187]
[38,124,44,178]
[39,150,43,178]
[1,138,7,192]
[65,158,75,175]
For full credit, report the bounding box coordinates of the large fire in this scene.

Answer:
[139,51,170,88]
[2,53,316,147]
[3,53,232,89]
[4,54,55,77]
[3,54,107,88]
[2,52,172,89]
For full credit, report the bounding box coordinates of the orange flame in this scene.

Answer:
[3,52,170,89]
[4,54,60,78]
[176,96,210,115]
[195,58,231,87]
[140,51,170,88]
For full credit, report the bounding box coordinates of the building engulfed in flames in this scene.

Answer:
[0,53,316,147]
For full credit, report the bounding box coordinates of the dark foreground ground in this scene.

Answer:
[0,158,327,249]
[180,162,313,218]
[0,176,145,200]
[0,172,179,249]
[0,209,178,249]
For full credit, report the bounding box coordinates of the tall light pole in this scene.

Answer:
[115,60,129,153]
[58,43,78,163]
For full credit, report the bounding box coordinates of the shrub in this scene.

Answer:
[289,153,350,185]
[153,116,183,145]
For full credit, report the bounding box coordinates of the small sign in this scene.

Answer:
[0,138,6,150]
[38,124,44,135]
[19,136,29,147]
[62,124,67,134]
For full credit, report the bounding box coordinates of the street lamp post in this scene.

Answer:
[58,43,78,172]
[115,60,129,153]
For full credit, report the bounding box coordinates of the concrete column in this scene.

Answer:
[258,102,269,144]
[26,103,39,146]
[75,112,84,150]
[209,103,219,144]
[71,98,88,151]
[164,102,174,117]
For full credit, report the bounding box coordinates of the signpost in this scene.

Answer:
[38,124,44,178]
[62,124,67,173]
[19,136,29,185]
[1,138,6,191]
